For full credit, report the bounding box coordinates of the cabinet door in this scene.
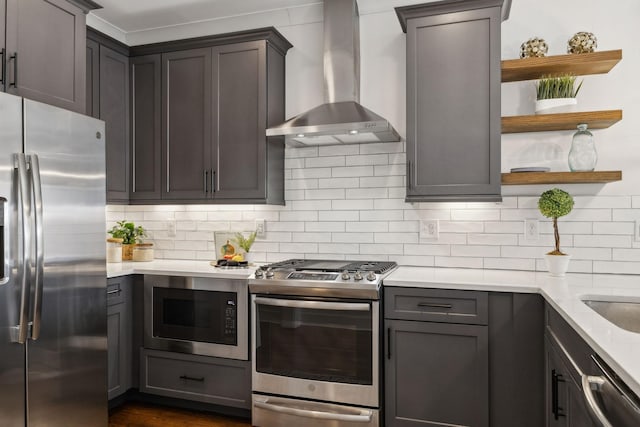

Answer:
[100,45,130,203]
[405,6,501,202]
[0,0,5,88]
[385,319,489,427]
[85,38,99,118]
[162,48,212,200]
[107,278,132,400]
[5,0,86,113]
[130,54,162,201]
[212,41,266,201]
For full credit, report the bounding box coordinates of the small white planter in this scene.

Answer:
[535,98,577,114]
[545,254,572,277]
[244,252,255,265]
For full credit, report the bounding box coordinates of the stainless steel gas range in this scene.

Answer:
[249,259,397,427]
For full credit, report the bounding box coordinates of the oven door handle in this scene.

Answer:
[254,399,373,423]
[254,297,370,312]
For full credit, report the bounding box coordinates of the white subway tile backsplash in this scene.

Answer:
[435,256,483,269]
[110,144,640,275]
[306,156,346,168]
[452,210,500,221]
[346,154,388,166]
[573,235,632,248]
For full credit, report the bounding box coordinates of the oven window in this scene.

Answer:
[255,299,372,385]
[153,287,237,345]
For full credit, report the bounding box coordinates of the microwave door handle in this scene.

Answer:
[254,400,373,423]
[29,155,44,340]
[14,154,31,344]
[254,297,370,312]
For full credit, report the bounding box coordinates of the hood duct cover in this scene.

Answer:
[266,0,401,147]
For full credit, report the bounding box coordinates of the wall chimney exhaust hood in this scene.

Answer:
[266,0,401,147]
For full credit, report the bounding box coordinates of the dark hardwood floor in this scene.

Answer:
[109,402,251,427]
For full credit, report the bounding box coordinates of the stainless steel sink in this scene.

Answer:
[582,298,640,334]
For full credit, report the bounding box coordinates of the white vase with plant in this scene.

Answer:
[234,231,257,264]
[535,74,583,114]
[538,188,574,276]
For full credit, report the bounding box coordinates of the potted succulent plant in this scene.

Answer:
[538,188,574,276]
[233,231,257,264]
[535,74,583,114]
[107,220,147,261]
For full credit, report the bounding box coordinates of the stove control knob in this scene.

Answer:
[265,268,275,279]
[341,270,351,280]
[354,271,363,281]
[366,271,377,281]
[254,269,264,278]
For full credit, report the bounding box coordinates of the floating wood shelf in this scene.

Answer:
[502,110,622,133]
[501,50,622,82]
[502,171,622,185]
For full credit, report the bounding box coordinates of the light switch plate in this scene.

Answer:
[167,221,177,238]
[635,220,640,242]
[255,219,266,237]
[420,219,439,240]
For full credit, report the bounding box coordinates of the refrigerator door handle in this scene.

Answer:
[14,153,32,344]
[29,155,44,340]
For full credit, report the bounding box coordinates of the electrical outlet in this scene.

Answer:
[255,219,266,237]
[524,219,539,241]
[635,220,640,242]
[420,219,439,240]
[167,221,176,238]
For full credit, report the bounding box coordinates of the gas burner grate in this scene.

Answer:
[259,259,397,275]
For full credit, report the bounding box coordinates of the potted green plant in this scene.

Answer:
[538,188,574,276]
[535,74,583,114]
[107,220,147,261]
[233,231,257,264]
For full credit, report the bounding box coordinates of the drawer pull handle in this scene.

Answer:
[417,302,453,309]
[180,375,205,382]
[107,289,121,295]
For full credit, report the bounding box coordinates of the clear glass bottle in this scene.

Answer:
[568,123,597,171]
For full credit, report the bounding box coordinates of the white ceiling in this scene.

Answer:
[91,0,321,33]
[88,0,429,45]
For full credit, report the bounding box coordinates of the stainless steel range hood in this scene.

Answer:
[266,0,401,147]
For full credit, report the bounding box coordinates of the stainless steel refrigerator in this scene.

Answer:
[0,91,107,426]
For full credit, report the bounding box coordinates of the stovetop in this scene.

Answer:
[249,259,397,300]
[257,259,397,274]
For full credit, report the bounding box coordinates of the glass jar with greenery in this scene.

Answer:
[107,220,147,261]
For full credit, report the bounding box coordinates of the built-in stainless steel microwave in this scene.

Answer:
[144,275,248,360]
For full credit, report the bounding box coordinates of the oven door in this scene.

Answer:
[252,295,379,408]
[144,275,248,360]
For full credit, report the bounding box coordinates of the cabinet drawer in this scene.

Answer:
[384,287,488,325]
[107,280,124,306]
[140,349,251,409]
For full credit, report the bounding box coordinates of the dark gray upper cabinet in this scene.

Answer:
[129,28,291,204]
[3,0,98,113]
[85,38,99,118]
[396,0,505,202]
[101,45,130,202]
[86,29,131,204]
[162,47,213,200]
[130,54,162,201]
[0,1,5,88]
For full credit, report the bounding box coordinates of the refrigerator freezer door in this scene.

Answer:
[0,92,26,427]
[23,100,107,427]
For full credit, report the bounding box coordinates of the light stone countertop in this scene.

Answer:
[384,266,640,398]
[107,259,255,280]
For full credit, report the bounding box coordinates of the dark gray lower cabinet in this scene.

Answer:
[140,349,251,409]
[107,276,133,400]
[545,304,598,426]
[384,288,544,427]
[386,320,489,426]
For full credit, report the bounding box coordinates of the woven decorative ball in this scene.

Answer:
[567,32,597,54]
[520,37,549,58]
